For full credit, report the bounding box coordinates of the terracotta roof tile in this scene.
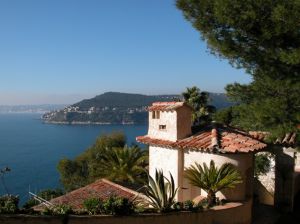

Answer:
[137,125,267,153]
[33,179,146,211]
[148,102,193,112]
[249,131,298,146]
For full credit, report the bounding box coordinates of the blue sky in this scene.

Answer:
[0,0,251,105]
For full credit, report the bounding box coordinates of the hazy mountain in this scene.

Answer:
[42,92,233,124]
[0,105,66,114]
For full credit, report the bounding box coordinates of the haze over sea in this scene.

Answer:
[0,113,147,205]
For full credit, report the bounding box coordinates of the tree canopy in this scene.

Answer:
[182,86,216,126]
[177,0,300,140]
[57,133,148,191]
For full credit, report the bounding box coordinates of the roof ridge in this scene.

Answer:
[101,178,140,196]
[148,101,193,112]
[137,125,267,153]
[211,126,219,149]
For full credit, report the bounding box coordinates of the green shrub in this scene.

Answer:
[255,153,271,177]
[183,200,194,211]
[182,200,203,212]
[198,198,209,208]
[42,204,73,216]
[41,207,53,216]
[52,204,73,215]
[23,188,64,209]
[0,195,19,214]
[172,202,183,211]
[102,196,135,216]
[83,198,103,215]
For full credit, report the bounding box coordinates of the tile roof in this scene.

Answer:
[148,102,193,112]
[249,131,298,146]
[33,179,146,211]
[137,125,267,153]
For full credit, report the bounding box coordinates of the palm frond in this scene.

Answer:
[184,160,242,205]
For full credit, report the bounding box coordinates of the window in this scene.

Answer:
[159,125,166,130]
[152,111,160,119]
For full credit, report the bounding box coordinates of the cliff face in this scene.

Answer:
[42,92,233,124]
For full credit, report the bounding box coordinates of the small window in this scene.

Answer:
[159,125,166,130]
[152,111,160,119]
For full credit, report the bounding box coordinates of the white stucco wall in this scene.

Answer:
[183,151,254,202]
[295,152,300,168]
[148,107,192,141]
[148,111,178,141]
[176,107,193,140]
[149,146,181,200]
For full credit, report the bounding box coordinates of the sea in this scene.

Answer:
[0,113,147,205]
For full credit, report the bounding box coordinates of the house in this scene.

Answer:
[137,102,267,203]
[33,179,146,211]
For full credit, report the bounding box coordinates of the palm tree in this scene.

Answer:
[100,145,148,184]
[182,86,216,126]
[185,160,242,207]
[144,169,178,212]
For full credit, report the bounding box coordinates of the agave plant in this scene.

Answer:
[185,160,242,207]
[144,169,178,212]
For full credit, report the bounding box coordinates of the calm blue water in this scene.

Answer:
[0,113,147,205]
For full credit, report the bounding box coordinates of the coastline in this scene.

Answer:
[43,120,137,125]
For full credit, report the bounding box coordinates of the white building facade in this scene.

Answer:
[137,102,267,202]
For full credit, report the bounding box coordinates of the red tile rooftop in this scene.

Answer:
[249,131,298,146]
[33,179,146,211]
[137,125,267,153]
[148,101,193,112]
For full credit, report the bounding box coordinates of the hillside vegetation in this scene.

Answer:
[42,92,232,124]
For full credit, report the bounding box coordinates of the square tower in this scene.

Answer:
[147,102,193,141]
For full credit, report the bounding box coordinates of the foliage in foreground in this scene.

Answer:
[0,195,19,214]
[182,86,216,127]
[254,153,272,178]
[185,160,242,206]
[42,204,73,216]
[176,0,300,141]
[83,196,135,216]
[144,170,178,213]
[57,132,148,191]
[98,145,148,184]
[23,188,64,209]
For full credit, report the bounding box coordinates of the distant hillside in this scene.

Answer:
[73,92,178,109]
[0,104,65,114]
[42,92,233,124]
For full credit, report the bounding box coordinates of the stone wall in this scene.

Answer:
[0,199,252,224]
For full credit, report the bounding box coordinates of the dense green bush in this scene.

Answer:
[102,196,135,216]
[255,153,271,177]
[82,196,135,216]
[182,200,203,212]
[83,198,103,215]
[23,188,64,209]
[172,202,183,211]
[183,200,194,211]
[0,195,19,214]
[52,204,73,215]
[41,204,73,216]
[57,132,148,191]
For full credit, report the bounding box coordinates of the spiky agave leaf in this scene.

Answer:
[144,169,178,212]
